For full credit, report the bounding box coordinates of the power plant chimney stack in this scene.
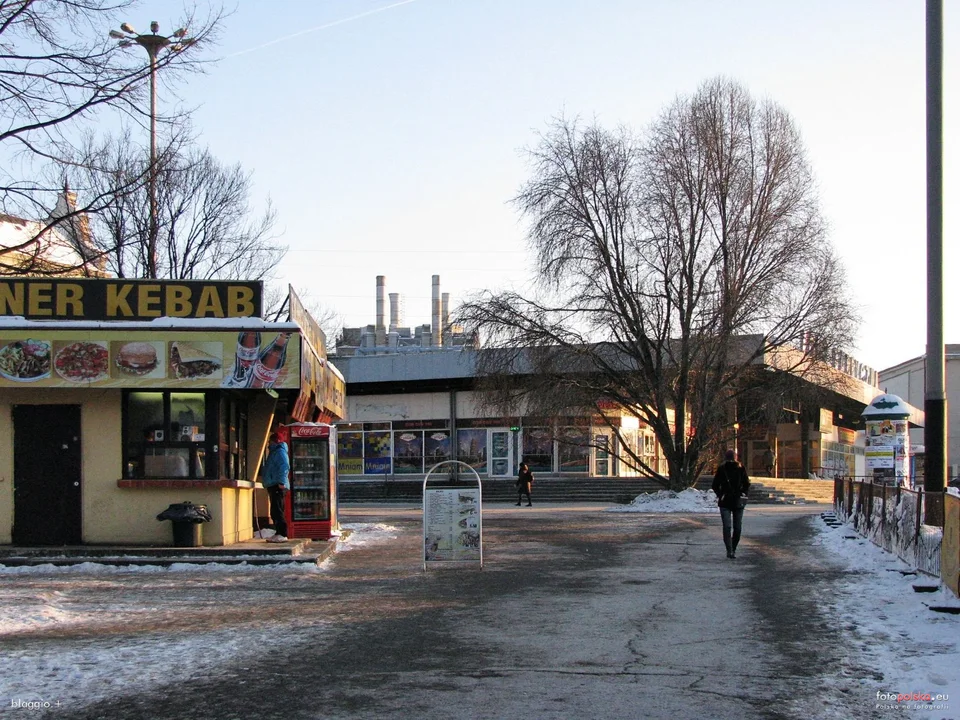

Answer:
[375,275,387,346]
[389,293,402,332]
[441,292,450,347]
[432,275,442,347]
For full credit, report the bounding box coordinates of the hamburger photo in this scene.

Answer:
[115,342,159,376]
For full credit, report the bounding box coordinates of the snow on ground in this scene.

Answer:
[0,523,400,711]
[1,506,958,715]
[809,513,960,712]
[606,487,719,513]
[337,522,402,550]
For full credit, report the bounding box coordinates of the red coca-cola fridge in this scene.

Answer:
[282,423,339,540]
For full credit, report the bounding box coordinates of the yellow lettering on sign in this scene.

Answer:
[57,284,83,317]
[227,286,255,317]
[138,284,161,317]
[166,285,192,316]
[107,284,134,317]
[0,283,24,315]
[27,283,53,316]
[195,286,224,317]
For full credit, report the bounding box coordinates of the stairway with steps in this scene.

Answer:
[748,478,836,505]
[339,476,838,505]
[341,476,715,504]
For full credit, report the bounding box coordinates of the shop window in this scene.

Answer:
[457,429,487,472]
[219,394,249,481]
[619,428,640,477]
[394,431,424,474]
[424,430,451,469]
[640,430,657,472]
[124,391,211,478]
[336,429,363,474]
[558,428,589,473]
[522,427,554,473]
[363,430,392,474]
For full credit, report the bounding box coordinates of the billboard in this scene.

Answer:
[0,330,300,389]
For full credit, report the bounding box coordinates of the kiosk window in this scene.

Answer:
[124,391,209,478]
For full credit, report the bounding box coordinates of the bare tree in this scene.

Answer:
[71,130,286,284]
[458,78,858,490]
[0,0,221,273]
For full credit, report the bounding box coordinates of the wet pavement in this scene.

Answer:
[1,502,891,719]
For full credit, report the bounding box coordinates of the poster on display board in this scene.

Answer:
[865,447,895,469]
[0,330,300,389]
[423,461,483,569]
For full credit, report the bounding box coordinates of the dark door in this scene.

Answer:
[13,405,82,545]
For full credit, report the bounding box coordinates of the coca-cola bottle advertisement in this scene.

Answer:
[221,331,292,389]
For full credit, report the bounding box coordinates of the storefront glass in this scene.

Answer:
[336,429,364,474]
[424,430,451,470]
[457,429,487,472]
[363,429,392,474]
[394,431,424,474]
[124,390,208,478]
[522,427,554,473]
[558,427,589,472]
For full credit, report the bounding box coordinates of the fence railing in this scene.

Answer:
[833,478,942,578]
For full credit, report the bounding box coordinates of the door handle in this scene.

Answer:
[73,482,79,487]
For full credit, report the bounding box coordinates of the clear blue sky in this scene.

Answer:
[130,0,957,372]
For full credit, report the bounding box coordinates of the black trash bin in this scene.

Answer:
[156,501,212,548]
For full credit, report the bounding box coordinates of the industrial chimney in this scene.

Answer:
[431,275,442,347]
[441,292,450,347]
[375,275,387,346]
[389,292,403,332]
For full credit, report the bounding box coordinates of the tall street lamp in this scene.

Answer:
[110,21,194,278]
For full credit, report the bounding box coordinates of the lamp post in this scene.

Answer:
[110,21,193,278]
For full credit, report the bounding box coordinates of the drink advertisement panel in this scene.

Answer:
[0,330,300,389]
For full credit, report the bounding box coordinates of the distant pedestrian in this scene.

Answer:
[712,449,750,559]
[516,462,533,507]
[262,431,290,542]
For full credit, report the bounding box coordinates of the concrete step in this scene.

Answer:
[749,479,835,505]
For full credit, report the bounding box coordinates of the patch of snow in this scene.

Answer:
[811,514,960,707]
[606,487,719,513]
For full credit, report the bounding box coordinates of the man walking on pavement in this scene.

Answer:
[262,430,290,542]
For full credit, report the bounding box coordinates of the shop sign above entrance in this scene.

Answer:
[0,278,262,320]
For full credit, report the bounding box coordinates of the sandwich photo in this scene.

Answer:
[169,341,222,380]
[115,342,159,376]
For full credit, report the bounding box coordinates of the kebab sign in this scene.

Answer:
[0,330,300,389]
[0,279,262,320]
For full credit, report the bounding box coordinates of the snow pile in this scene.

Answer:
[607,487,719,513]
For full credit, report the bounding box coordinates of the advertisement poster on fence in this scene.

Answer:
[423,487,481,565]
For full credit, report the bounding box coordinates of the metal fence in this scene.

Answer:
[833,478,942,578]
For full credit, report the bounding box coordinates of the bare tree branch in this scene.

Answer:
[457,78,859,490]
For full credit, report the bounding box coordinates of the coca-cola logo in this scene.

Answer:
[291,425,329,438]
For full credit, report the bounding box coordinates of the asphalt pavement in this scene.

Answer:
[5,501,885,720]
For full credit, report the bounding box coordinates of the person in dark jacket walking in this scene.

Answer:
[516,462,533,507]
[712,449,750,558]
[262,431,290,542]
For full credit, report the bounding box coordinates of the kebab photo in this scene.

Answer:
[169,341,222,379]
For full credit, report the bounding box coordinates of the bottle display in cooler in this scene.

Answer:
[287,424,332,523]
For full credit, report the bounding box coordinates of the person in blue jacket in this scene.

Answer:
[262,431,290,542]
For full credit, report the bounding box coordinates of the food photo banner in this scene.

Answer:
[0,330,300,389]
[0,279,262,320]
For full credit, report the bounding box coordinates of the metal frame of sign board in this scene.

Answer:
[422,460,483,571]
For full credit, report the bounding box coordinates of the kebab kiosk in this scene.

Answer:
[0,278,345,546]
